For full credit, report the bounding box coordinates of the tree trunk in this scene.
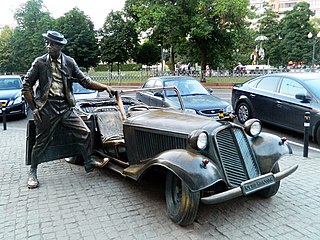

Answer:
[200,46,208,82]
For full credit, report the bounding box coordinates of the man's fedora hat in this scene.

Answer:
[42,31,67,45]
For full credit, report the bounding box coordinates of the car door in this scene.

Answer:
[249,76,280,123]
[149,80,165,107]
[273,77,312,132]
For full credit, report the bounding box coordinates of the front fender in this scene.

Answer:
[123,149,223,192]
[248,132,292,174]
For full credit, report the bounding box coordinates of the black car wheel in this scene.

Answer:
[20,102,28,119]
[255,163,280,198]
[236,102,252,123]
[316,126,320,145]
[165,171,200,226]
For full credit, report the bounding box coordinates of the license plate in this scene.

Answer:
[241,173,275,195]
[0,109,2,114]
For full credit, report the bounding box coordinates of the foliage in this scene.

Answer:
[133,40,161,66]
[257,4,281,66]
[99,10,138,72]
[278,2,314,65]
[55,7,99,71]
[10,0,54,72]
[124,0,250,78]
[0,26,14,73]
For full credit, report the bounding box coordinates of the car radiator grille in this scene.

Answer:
[135,130,187,160]
[216,127,259,187]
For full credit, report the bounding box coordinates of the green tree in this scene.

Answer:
[55,7,99,71]
[279,2,315,65]
[125,0,250,79]
[12,0,54,72]
[0,26,14,73]
[257,4,281,66]
[133,40,161,67]
[99,11,138,72]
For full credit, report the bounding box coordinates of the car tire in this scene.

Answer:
[316,126,320,145]
[165,171,200,226]
[255,163,280,198]
[20,102,28,119]
[236,102,252,124]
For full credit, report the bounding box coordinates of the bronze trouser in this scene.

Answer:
[30,98,91,168]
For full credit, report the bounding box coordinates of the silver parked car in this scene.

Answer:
[136,76,233,118]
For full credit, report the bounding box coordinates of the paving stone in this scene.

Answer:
[1,117,320,239]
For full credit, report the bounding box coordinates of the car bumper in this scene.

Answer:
[0,103,24,116]
[201,164,298,204]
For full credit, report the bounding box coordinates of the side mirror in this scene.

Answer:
[154,91,164,98]
[295,93,311,103]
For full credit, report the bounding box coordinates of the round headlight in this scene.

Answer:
[197,132,208,150]
[188,130,208,150]
[244,119,262,137]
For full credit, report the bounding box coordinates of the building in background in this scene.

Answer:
[250,0,320,18]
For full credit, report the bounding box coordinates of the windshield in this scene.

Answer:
[305,79,320,99]
[73,82,95,94]
[0,78,21,90]
[164,79,209,97]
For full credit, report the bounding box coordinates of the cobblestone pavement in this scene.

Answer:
[1,115,320,240]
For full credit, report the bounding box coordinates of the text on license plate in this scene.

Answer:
[241,174,275,195]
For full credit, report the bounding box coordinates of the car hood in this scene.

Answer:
[168,94,230,111]
[0,89,20,101]
[125,108,223,135]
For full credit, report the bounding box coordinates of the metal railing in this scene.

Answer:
[86,68,320,85]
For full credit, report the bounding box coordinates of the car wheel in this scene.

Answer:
[255,163,280,198]
[165,171,200,226]
[316,126,320,145]
[20,102,28,119]
[236,102,252,124]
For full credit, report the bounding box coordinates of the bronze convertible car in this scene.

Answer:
[25,87,298,226]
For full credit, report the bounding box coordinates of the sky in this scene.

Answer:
[0,0,126,30]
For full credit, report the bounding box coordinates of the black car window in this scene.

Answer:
[279,78,307,97]
[255,76,280,92]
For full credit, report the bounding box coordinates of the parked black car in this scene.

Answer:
[26,87,298,225]
[0,75,28,118]
[232,73,320,144]
[136,76,233,118]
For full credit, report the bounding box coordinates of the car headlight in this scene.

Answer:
[188,130,208,150]
[244,119,262,137]
[185,108,197,115]
[8,97,22,106]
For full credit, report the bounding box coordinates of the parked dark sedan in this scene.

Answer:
[0,75,28,118]
[232,72,320,143]
[136,76,233,118]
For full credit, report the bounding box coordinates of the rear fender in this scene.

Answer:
[248,132,292,174]
[123,149,224,192]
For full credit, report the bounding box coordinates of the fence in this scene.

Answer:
[88,68,310,85]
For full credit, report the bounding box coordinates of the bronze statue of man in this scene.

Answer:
[22,30,115,189]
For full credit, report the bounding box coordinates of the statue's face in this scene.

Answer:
[45,40,63,59]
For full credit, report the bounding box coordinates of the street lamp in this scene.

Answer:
[307,31,320,71]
